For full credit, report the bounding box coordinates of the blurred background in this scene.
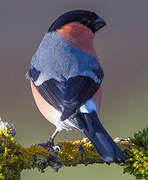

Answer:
[0,0,148,179]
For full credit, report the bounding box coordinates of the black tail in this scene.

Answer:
[77,111,125,163]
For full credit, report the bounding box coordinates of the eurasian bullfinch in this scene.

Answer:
[27,10,125,163]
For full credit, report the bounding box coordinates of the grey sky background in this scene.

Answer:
[0,0,147,179]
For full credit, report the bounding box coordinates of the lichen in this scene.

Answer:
[0,120,49,180]
[58,138,103,166]
[123,127,148,179]
[0,119,147,180]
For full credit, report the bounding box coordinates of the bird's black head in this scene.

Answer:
[48,10,106,33]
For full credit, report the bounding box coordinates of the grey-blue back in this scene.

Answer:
[30,32,102,86]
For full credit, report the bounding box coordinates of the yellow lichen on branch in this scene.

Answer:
[0,120,147,180]
[57,138,132,166]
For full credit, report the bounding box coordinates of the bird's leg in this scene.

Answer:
[38,129,59,150]
[48,129,59,146]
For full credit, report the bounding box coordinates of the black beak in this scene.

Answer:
[91,16,106,33]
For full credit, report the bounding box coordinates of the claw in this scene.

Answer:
[38,141,50,147]
[38,140,54,151]
[37,129,59,151]
[53,145,61,152]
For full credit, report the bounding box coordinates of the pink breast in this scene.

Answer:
[30,80,55,124]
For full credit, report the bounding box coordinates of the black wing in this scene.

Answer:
[61,75,101,120]
[30,69,104,120]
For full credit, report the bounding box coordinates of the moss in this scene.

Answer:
[0,128,49,180]
[0,120,147,180]
[58,138,104,166]
[123,128,148,179]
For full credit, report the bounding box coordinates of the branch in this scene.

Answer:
[0,120,147,180]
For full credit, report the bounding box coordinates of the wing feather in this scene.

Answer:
[30,67,103,120]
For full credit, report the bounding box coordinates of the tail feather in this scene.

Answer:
[77,111,125,163]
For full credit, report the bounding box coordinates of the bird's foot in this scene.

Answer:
[38,138,54,151]
[38,139,60,152]
[53,145,61,152]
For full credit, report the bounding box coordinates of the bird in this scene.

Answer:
[27,9,125,163]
